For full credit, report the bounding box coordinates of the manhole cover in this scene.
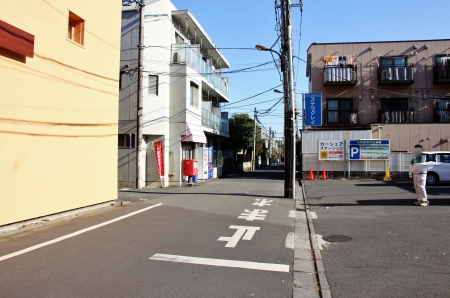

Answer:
[323,235,352,243]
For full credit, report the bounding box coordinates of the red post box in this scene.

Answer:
[182,159,197,176]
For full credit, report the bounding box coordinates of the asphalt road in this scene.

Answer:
[303,179,450,298]
[0,166,295,298]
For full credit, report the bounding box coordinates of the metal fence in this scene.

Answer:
[302,152,414,177]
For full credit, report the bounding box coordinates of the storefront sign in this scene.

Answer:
[318,140,345,160]
[305,93,322,126]
[154,141,164,176]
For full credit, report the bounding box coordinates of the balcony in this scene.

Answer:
[172,43,229,99]
[433,64,450,84]
[324,108,358,126]
[434,108,450,123]
[378,108,415,123]
[378,65,414,85]
[202,108,229,137]
[323,65,358,86]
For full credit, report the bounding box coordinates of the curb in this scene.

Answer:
[293,183,320,298]
[301,180,332,298]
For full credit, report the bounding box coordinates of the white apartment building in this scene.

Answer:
[119,0,230,187]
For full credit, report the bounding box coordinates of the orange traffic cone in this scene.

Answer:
[309,168,314,180]
[322,168,327,180]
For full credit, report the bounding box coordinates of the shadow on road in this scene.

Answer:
[307,198,450,207]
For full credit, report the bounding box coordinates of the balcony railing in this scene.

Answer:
[202,108,229,136]
[323,65,357,86]
[433,64,450,84]
[378,65,415,85]
[378,108,415,123]
[434,108,450,123]
[324,108,358,125]
[172,43,229,98]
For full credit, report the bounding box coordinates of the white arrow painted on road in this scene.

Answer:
[218,225,260,248]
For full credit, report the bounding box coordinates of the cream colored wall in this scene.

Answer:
[0,1,122,226]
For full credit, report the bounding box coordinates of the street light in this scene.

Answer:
[255,44,295,199]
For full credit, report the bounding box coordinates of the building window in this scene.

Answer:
[175,32,184,43]
[326,98,353,124]
[149,75,158,95]
[380,56,409,80]
[190,82,199,107]
[68,11,84,46]
[379,98,413,123]
[118,134,135,148]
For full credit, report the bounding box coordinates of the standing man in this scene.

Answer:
[410,144,429,206]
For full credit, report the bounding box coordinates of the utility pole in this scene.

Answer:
[280,0,300,199]
[269,126,272,165]
[136,1,145,189]
[253,107,257,171]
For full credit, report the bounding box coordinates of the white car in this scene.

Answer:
[411,151,450,185]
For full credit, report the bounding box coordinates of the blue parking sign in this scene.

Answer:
[349,144,360,160]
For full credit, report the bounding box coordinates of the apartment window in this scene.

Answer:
[380,56,410,81]
[68,11,84,46]
[380,98,412,123]
[326,98,353,124]
[149,75,158,95]
[436,55,450,65]
[190,82,199,107]
[175,32,184,43]
[118,134,135,148]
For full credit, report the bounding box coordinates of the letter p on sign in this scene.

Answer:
[349,145,360,160]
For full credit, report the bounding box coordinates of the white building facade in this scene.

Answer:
[119,0,230,187]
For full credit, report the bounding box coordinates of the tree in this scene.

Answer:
[223,113,254,154]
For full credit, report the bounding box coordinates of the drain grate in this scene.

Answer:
[323,235,352,243]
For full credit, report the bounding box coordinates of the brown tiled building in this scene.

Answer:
[306,39,450,152]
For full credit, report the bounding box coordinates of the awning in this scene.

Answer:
[181,123,207,144]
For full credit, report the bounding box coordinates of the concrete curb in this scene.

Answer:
[301,180,332,298]
[293,183,320,298]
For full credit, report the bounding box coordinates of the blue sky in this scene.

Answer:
[170,0,449,140]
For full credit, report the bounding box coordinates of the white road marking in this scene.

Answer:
[0,203,163,262]
[310,212,318,219]
[253,199,273,207]
[149,253,290,272]
[285,232,295,249]
[238,209,268,221]
[218,225,260,248]
[315,234,330,250]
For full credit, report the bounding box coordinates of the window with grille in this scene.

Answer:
[149,75,158,95]
[118,134,135,148]
[190,82,199,107]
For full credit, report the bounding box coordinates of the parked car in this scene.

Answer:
[410,151,450,185]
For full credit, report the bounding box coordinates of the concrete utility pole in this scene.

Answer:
[280,0,299,199]
[269,126,272,165]
[136,1,145,189]
[253,107,257,171]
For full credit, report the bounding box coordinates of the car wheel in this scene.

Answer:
[426,173,438,185]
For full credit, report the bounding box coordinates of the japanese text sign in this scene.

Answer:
[318,140,345,160]
[305,93,322,126]
[349,140,390,160]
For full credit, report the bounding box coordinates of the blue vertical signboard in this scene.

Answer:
[304,93,322,126]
